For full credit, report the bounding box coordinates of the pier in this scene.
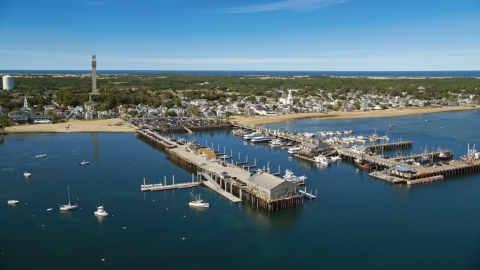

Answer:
[137,128,305,211]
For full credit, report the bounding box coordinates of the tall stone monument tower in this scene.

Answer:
[92,55,98,94]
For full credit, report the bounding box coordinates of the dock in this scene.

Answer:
[141,182,201,192]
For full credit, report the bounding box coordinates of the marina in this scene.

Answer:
[3,110,480,269]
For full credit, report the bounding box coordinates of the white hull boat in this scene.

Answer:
[94,205,109,217]
[59,185,77,211]
[283,169,306,185]
[7,200,19,205]
[315,155,332,165]
[79,160,90,165]
[35,154,47,158]
[189,192,209,208]
[23,172,31,177]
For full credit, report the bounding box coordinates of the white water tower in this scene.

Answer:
[2,75,14,90]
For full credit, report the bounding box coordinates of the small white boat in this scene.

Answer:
[283,169,306,185]
[24,172,32,177]
[35,154,47,158]
[189,193,209,208]
[315,155,332,165]
[94,205,109,217]
[59,185,78,211]
[47,208,53,211]
[7,200,19,205]
[331,156,342,161]
[79,160,90,165]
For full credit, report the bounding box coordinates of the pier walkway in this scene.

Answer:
[141,182,200,192]
[201,172,242,203]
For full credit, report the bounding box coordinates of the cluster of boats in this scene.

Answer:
[8,185,109,216]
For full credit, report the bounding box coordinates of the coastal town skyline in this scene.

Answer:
[0,0,479,71]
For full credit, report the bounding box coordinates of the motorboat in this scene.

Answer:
[250,135,272,143]
[269,139,283,148]
[35,154,47,158]
[283,169,306,185]
[314,155,331,165]
[189,193,209,208]
[24,172,32,177]
[243,131,263,141]
[80,160,90,165]
[217,154,232,159]
[304,132,315,138]
[94,205,109,217]
[287,147,301,155]
[59,185,78,211]
[331,156,342,161]
[438,149,453,160]
[7,200,19,205]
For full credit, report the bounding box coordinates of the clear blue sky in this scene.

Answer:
[0,0,479,70]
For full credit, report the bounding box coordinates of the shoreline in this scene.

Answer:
[230,106,478,125]
[4,118,137,133]
[3,106,477,133]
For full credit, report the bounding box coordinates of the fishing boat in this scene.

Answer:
[189,193,209,208]
[79,160,90,165]
[35,154,47,158]
[283,169,306,185]
[314,155,331,165]
[354,158,371,170]
[437,150,453,160]
[94,205,109,217]
[59,185,77,211]
[7,200,19,205]
[23,171,31,177]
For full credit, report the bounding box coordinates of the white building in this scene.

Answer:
[279,90,294,106]
[2,75,14,90]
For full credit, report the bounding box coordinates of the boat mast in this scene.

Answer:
[67,185,71,205]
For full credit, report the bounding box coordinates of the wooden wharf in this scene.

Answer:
[339,147,480,185]
[141,176,201,192]
[137,128,305,211]
[157,124,231,134]
[366,141,413,151]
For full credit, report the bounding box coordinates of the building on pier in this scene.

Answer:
[248,171,297,200]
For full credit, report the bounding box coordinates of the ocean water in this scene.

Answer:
[0,70,479,77]
[1,110,480,269]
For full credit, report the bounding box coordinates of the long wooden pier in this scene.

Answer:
[137,128,304,211]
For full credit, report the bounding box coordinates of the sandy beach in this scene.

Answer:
[5,118,137,133]
[231,106,478,125]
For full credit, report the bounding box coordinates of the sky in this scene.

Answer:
[0,0,479,71]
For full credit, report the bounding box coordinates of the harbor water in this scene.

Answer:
[1,110,480,269]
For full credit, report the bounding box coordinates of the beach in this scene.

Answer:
[230,106,478,125]
[4,118,137,133]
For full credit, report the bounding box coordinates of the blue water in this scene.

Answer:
[2,111,480,269]
[1,70,479,77]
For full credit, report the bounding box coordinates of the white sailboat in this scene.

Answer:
[59,185,77,211]
[189,192,209,208]
[23,171,32,177]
